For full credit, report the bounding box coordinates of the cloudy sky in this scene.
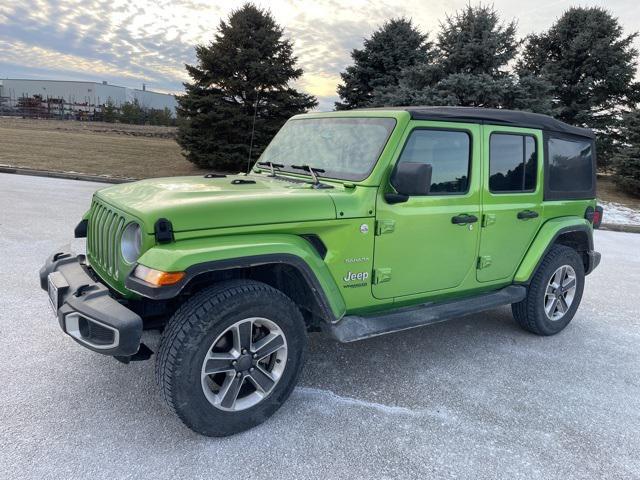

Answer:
[1,0,639,110]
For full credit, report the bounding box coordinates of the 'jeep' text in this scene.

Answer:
[343,271,369,282]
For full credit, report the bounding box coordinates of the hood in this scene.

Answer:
[95,174,338,233]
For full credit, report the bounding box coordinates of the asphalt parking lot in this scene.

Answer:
[1,172,639,480]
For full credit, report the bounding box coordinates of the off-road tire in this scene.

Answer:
[512,245,585,336]
[156,279,307,436]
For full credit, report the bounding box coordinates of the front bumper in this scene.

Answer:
[39,248,142,356]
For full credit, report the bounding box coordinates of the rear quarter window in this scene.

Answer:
[545,134,596,200]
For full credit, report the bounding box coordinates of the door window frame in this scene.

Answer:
[390,126,473,197]
[484,127,543,197]
[488,131,539,195]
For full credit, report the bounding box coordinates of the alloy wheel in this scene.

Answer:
[544,265,577,321]
[200,317,288,411]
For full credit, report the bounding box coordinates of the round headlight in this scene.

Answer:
[121,222,142,264]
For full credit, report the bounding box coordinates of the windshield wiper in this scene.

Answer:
[291,164,326,186]
[257,161,284,177]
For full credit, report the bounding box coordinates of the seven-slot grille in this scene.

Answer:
[88,199,126,280]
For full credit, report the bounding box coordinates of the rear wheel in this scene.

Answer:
[156,280,307,436]
[512,245,585,335]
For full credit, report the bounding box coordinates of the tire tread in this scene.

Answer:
[155,280,296,423]
[512,245,584,335]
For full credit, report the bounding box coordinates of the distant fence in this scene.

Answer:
[0,94,175,126]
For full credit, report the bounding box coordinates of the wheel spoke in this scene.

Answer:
[233,320,253,352]
[558,295,569,313]
[203,353,236,375]
[219,375,244,409]
[253,333,285,360]
[562,277,576,292]
[552,267,565,288]
[546,284,555,296]
[545,297,558,316]
[248,367,276,393]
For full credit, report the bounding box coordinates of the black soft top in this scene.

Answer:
[362,106,595,139]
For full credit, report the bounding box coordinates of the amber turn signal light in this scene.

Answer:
[134,265,185,286]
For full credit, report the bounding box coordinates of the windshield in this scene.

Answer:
[257,117,397,181]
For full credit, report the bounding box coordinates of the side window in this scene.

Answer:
[547,136,594,193]
[489,134,537,193]
[397,129,470,194]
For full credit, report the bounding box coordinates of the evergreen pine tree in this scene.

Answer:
[120,100,144,124]
[177,3,317,171]
[335,18,431,110]
[370,5,553,112]
[613,110,640,197]
[437,4,517,76]
[102,99,117,123]
[518,7,640,167]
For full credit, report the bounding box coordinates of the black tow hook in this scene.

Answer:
[115,343,154,364]
[74,284,94,297]
[53,252,72,262]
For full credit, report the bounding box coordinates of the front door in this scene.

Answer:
[477,126,543,282]
[373,123,481,299]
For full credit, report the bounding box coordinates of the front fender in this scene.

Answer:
[514,217,592,283]
[128,234,346,320]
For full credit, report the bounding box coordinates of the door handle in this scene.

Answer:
[451,214,478,225]
[517,210,539,220]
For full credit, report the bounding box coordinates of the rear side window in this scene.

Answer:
[398,129,470,194]
[489,134,537,193]
[547,136,594,194]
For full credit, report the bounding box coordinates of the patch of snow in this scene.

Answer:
[295,386,420,416]
[598,200,640,226]
[294,386,459,423]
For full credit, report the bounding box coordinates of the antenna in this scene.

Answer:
[247,90,260,173]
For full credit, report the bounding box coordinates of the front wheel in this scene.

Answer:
[512,245,585,335]
[156,280,307,436]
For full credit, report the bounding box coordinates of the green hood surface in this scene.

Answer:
[96,175,338,233]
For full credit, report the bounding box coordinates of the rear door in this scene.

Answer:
[477,126,543,282]
[372,122,481,299]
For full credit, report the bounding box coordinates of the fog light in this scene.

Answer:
[134,265,185,286]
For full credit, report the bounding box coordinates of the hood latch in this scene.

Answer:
[154,218,174,244]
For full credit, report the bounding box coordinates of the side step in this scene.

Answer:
[327,285,527,343]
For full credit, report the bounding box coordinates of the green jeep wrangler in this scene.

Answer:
[40,107,602,436]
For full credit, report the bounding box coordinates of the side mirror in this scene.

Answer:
[390,162,432,198]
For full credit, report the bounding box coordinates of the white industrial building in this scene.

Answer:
[0,78,178,117]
